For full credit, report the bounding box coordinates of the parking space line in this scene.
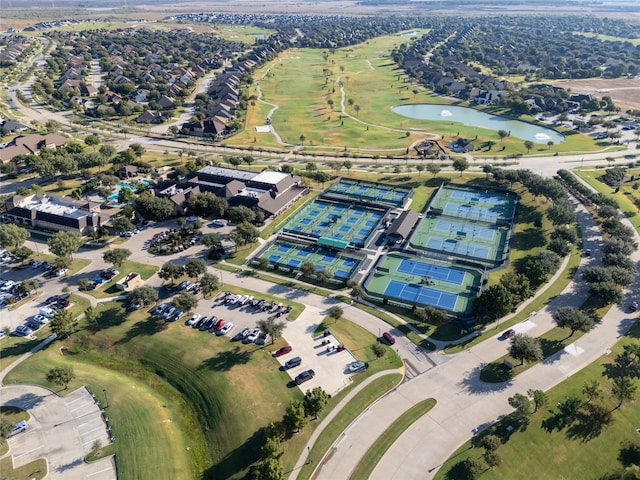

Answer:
[87,466,115,477]
[81,425,108,436]
[13,446,42,459]
[66,395,88,406]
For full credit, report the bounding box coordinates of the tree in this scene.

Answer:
[84,306,98,326]
[582,379,601,405]
[527,389,548,413]
[612,376,637,409]
[202,233,222,248]
[452,158,469,176]
[508,392,532,426]
[54,256,72,270]
[172,292,198,311]
[283,400,306,434]
[84,134,100,148]
[48,231,83,258]
[483,450,502,468]
[343,160,352,173]
[498,130,508,143]
[0,224,29,250]
[21,279,39,296]
[196,272,218,296]
[303,387,329,419]
[128,286,158,307]
[350,284,365,300]
[589,281,623,306]
[257,457,284,480]
[118,187,136,205]
[130,143,145,158]
[184,258,206,279]
[299,134,306,145]
[461,457,483,480]
[135,193,174,221]
[112,216,136,233]
[328,306,343,321]
[472,283,515,320]
[479,434,501,452]
[99,144,117,159]
[300,261,317,278]
[187,192,228,217]
[257,317,287,344]
[46,366,76,390]
[427,163,441,177]
[316,269,333,283]
[260,435,284,460]
[78,278,92,291]
[158,262,184,285]
[416,164,424,176]
[524,140,534,153]
[103,248,131,269]
[547,199,576,226]
[371,343,386,359]
[50,309,75,339]
[0,416,13,444]
[552,306,597,338]
[232,222,260,246]
[509,334,542,365]
[228,205,256,225]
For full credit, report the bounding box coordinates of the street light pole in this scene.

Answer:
[103,389,109,409]
[306,446,312,465]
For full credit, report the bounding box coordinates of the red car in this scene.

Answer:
[213,319,226,332]
[382,332,396,345]
[273,345,293,357]
[501,329,516,339]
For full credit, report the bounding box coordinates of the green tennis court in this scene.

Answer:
[259,240,363,281]
[364,253,482,314]
[409,216,510,264]
[325,179,411,208]
[429,185,517,224]
[281,198,385,248]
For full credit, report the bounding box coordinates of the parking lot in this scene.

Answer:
[169,293,361,396]
[2,385,115,480]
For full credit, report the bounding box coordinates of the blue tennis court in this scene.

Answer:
[288,259,301,267]
[397,259,466,285]
[269,255,281,263]
[384,280,458,310]
[278,244,292,253]
[435,220,495,241]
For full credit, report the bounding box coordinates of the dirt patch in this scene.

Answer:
[551,77,640,112]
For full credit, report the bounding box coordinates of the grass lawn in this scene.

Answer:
[435,321,640,480]
[574,167,640,234]
[4,300,303,480]
[210,24,276,44]
[572,31,640,46]
[83,261,158,299]
[0,406,29,456]
[350,398,437,480]
[0,456,47,480]
[231,32,601,156]
[294,373,403,480]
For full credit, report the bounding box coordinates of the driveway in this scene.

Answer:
[1,385,115,480]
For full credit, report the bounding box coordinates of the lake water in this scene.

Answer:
[392,104,565,144]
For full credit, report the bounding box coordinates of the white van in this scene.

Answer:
[40,307,56,317]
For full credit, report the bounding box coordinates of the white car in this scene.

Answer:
[33,314,49,325]
[186,313,201,326]
[218,322,234,336]
[32,260,44,268]
[40,307,56,318]
[244,328,261,344]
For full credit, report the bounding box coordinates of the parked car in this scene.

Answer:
[630,301,639,312]
[40,307,56,318]
[186,313,201,326]
[33,314,49,325]
[284,356,302,369]
[256,333,270,345]
[218,322,234,336]
[162,307,176,320]
[14,325,33,336]
[348,361,367,373]
[295,369,315,385]
[245,328,261,344]
[273,345,293,357]
[382,332,396,345]
[235,327,251,340]
[501,329,516,339]
[12,420,28,435]
[213,319,226,333]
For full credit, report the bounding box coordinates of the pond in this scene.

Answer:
[392,104,565,144]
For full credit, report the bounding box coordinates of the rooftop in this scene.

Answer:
[251,170,290,185]
[198,166,257,181]
[20,195,93,220]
